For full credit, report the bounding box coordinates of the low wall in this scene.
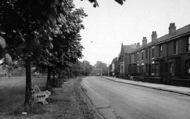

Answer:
[133,76,190,87]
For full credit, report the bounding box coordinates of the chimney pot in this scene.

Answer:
[169,23,176,34]
[136,42,140,48]
[142,37,147,45]
[151,31,157,42]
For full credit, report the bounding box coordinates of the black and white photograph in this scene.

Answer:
[0,0,190,119]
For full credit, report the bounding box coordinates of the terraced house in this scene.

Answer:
[111,23,190,84]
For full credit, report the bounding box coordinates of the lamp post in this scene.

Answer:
[108,67,109,76]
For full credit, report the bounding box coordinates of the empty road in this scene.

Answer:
[82,76,190,119]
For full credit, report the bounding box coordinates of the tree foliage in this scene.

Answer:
[87,0,126,7]
[91,61,108,75]
[0,0,121,111]
[70,60,93,76]
[0,0,86,109]
[40,1,86,90]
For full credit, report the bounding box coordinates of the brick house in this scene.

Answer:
[110,23,190,84]
[117,43,136,78]
[128,23,190,81]
[153,23,190,79]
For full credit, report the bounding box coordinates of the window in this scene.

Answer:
[146,49,148,59]
[159,45,162,57]
[185,60,190,75]
[152,47,155,58]
[155,64,160,76]
[137,64,140,73]
[173,40,178,54]
[131,54,135,64]
[141,50,144,60]
[151,64,156,76]
[151,63,159,76]
[141,63,145,74]
[136,52,139,62]
[120,62,124,74]
[169,62,175,76]
[111,64,115,72]
[187,37,190,52]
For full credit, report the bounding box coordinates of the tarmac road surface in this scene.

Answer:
[82,76,190,119]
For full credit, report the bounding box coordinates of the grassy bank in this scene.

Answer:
[0,76,46,116]
[0,76,98,119]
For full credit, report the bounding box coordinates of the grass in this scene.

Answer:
[0,76,46,117]
[74,77,98,119]
[0,76,98,119]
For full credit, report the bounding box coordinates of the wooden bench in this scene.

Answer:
[32,85,51,104]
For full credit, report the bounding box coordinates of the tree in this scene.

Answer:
[0,0,119,111]
[87,0,126,7]
[80,60,93,76]
[42,1,86,89]
[91,61,108,76]
[0,0,84,109]
[69,60,93,77]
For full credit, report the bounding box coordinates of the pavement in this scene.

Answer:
[103,76,190,96]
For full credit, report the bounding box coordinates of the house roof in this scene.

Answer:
[123,44,137,53]
[111,57,118,64]
[156,24,190,44]
[132,24,190,53]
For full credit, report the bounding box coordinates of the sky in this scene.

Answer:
[74,0,190,65]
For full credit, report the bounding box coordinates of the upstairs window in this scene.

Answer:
[173,40,178,54]
[134,53,137,62]
[187,37,190,52]
[131,54,135,64]
[146,49,148,59]
[141,50,144,60]
[159,45,162,57]
[136,52,139,61]
[152,47,155,58]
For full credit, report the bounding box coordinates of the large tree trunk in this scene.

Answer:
[24,59,32,108]
[52,70,56,86]
[46,66,52,90]
[52,70,62,87]
[56,70,63,87]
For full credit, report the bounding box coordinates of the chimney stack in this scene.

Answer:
[142,37,147,46]
[136,42,140,48]
[151,31,157,42]
[169,23,176,34]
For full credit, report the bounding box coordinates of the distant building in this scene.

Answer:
[110,57,119,76]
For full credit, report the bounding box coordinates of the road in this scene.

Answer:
[82,76,190,119]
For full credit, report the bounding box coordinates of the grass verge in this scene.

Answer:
[0,76,99,119]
